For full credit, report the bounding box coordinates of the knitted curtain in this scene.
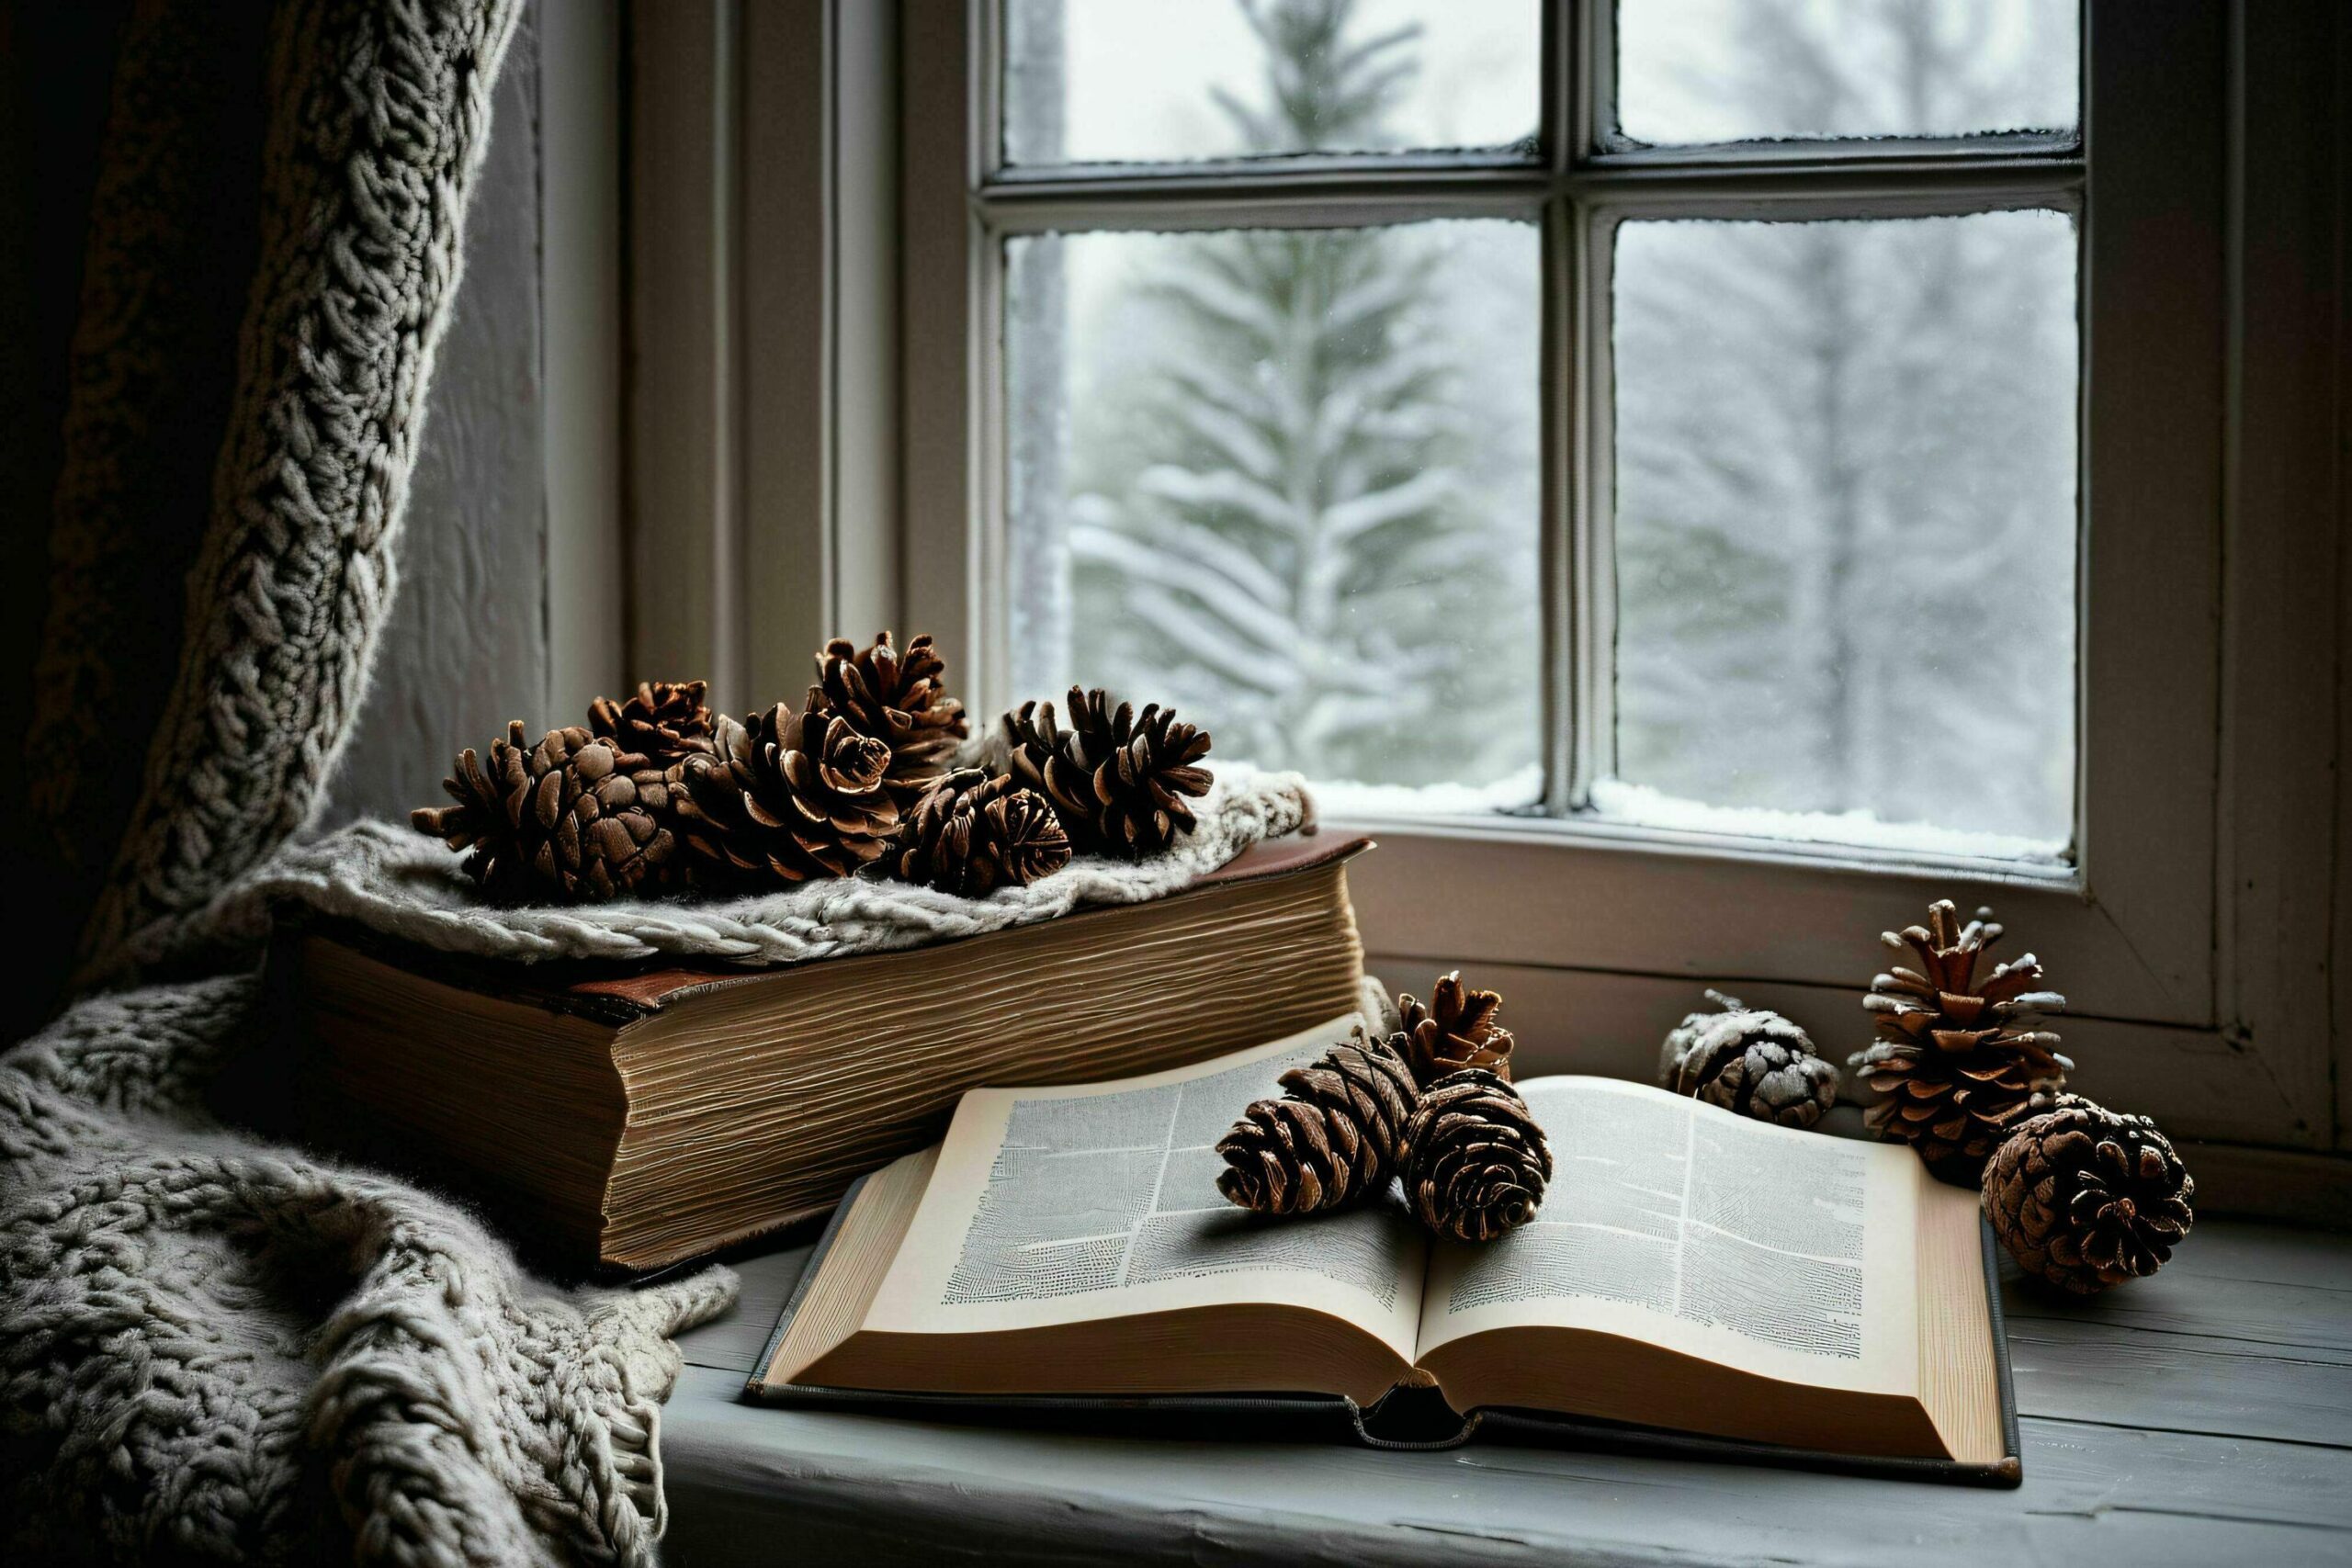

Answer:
[28,0,520,990]
[1,5,741,1565]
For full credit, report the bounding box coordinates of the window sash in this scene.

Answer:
[1568,189,2085,843]
[967,2,2086,864]
[904,0,2223,1042]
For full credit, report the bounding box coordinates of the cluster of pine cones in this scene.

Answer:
[1654,899,2195,1296]
[1849,899,2194,1295]
[1216,975,1554,1245]
[411,633,1215,904]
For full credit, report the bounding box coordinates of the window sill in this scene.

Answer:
[1326,812,2201,1033]
[1320,806,2083,892]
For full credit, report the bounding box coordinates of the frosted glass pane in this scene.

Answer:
[1615,0,2078,146]
[1002,0,1540,167]
[1608,211,2077,858]
[1005,221,1542,801]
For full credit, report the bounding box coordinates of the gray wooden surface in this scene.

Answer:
[658,1221,2352,1566]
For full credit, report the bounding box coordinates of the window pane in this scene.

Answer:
[1006,220,1542,803]
[1614,0,2078,147]
[1607,210,2077,858]
[1002,0,1540,168]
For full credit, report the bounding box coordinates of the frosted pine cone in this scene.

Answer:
[1849,900,2072,1183]
[1660,990,1838,1129]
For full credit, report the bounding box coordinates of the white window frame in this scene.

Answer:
[628,0,2347,1180]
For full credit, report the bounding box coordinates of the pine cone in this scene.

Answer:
[531,737,682,900]
[1983,1098,2194,1294]
[1397,972,1515,1087]
[413,719,546,899]
[1404,1068,1552,1243]
[588,679,716,762]
[895,768,1072,897]
[1216,1027,1419,1215]
[672,691,899,884]
[1003,687,1213,860]
[1660,990,1838,1129]
[413,724,678,902]
[817,632,970,808]
[1848,900,2073,1183]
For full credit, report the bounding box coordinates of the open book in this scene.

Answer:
[753,1017,2019,1483]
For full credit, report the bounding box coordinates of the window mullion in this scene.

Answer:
[1544,0,1587,818]
[1564,197,1619,816]
[972,186,1544,236]
[1572,0,1610,167]
[1533,191,1571,818]
[1568,163,2082,212]
[986,152,1545,194]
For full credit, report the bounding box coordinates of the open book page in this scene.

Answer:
[1418,1077,1919,1396]
[863,1017,1429,1367]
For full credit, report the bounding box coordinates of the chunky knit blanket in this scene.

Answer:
[0,978,735,1567]
[63,0,527,993]
[0,788,1314,1566]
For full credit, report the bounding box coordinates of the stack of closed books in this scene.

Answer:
[273,835,1370,1271]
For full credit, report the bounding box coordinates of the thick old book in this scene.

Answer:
[750,1020,2022,1484]
[273,836,1370,1272]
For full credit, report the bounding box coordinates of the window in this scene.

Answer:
[621,0,2341,1157]
[876,2,2277,1143]
[981,0,2082,863]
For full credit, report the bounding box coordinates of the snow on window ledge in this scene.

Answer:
[1306,764,1545,822]
[1302,770,2071,866]
[1584,779,2072,865]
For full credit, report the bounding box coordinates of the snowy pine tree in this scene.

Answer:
[1060,0,1535,788]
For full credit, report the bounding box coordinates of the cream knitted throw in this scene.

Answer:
[230,766,1316,967]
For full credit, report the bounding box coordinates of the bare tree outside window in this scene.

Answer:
[1608,211,2076,856]
[1606,3,2077,856]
